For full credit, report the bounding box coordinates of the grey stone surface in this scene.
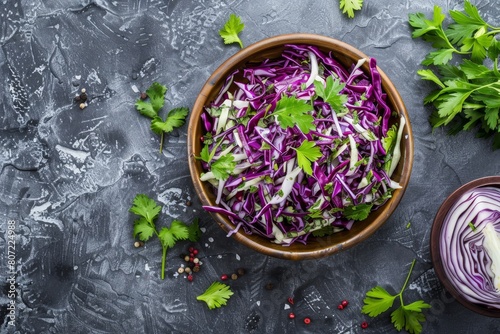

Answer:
[1,0,500,333]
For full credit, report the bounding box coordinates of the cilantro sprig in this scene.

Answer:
[409,1,500,149]
[135,82,189,153]
[130,194,201,280]
[219,14,245,48]
[197,281,234,310]
[339,0,364,19]
[362,259,431,334]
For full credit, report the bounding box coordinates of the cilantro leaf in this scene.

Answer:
[343,203,373,221]
[199,144,210,163]
[133,217,156,242]
[362,286,396,317]
[211,154,236,181]
[293,140,322,175]
[219,14,244,48]
[135,100,158,119]
[150,107,189,135]
[147,82,168,113]
[339,0,363,19]
[197,282,234,310]
[272,95,315,134]
[314,76,348,111]
[130,194,162,224]
[158,220,189,249]
[135,82,167,118]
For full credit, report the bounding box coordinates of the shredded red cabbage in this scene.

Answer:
[199,44,404,245]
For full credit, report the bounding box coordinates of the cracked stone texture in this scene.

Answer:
[1,0,500,333]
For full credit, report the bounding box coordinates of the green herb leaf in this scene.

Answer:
[362,286,397,317]
[314,76,348,111]
[219,14,244,48]
[130,194,162,224]
[199,144,210,163]
[211,154,236,181]
[410,1,500,149]
[129,194,197,280]
[133,217,156,242]
[339,0,364,19]
[382,124,397,153]
[135,82,167,119]
[362,259,431,334]
[403,300,432,313]
[294,140,322,175]
[343,203,373,221]
[272,95,315,134]
[150,107,189,135]
[311,225,335,237]
[158,220,189,249]
[197,282,234,310]
[187,217,202,242]
[147,82,168,113]
[417,69,445,88]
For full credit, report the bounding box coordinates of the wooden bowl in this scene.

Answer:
[187,33,414,260]
[431,176,500,317]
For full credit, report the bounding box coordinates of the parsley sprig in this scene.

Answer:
[362,259,431,334]
[135,82,189,153]
[130,194,201,280]
[219,14,245,48]
[409,1,500,149]
[339,0,364,19]
[197,281,234,310]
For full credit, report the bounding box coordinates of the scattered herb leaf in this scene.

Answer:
[362,259,431,334]
[135,82,167,118]
[130,194,201,279]
[271,95,315,134]
[219,14,245,48]
[293,140,322,175]
[211,154,236,181]
[314,76,348,111]
[343,203,373,221]
[339,0,364,19]
[197,281,234,310]
[135,83,189,153]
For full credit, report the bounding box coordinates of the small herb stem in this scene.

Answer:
[159,132,164,154]
[161,246,167,280]
[398,259,417,306]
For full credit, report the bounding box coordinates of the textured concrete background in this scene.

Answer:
[1,0,500,333]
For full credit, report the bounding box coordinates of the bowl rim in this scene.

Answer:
[187,33,414,260]
[430,175,500,317]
